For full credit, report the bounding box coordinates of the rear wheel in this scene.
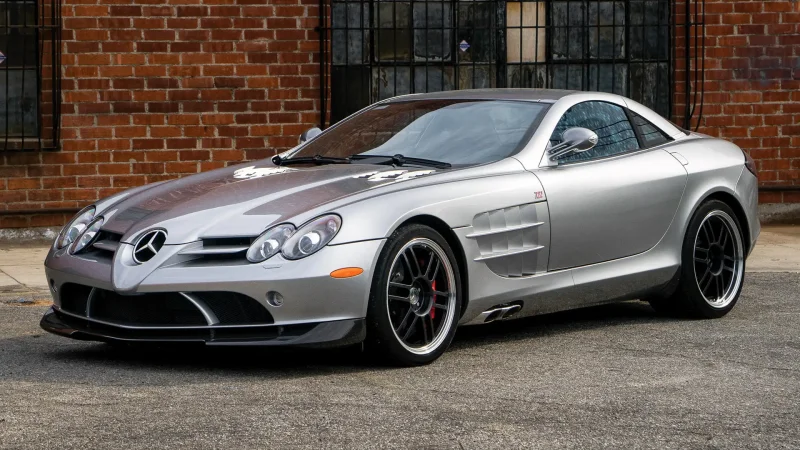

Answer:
[649,200,746,318]
[366,225,461,366]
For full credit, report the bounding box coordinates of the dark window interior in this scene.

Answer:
[630,110,672,148]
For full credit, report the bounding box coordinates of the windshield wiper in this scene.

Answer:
[273,154,351,166]
[349,154,451,169]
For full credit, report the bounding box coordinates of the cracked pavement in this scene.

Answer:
[1,272,799,449]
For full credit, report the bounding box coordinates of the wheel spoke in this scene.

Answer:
[389,295,411,303]
[433,290,450,297]
[406,247,422,277]
[427,315,436,338]
[715,275,724,300]
[402,315,418,340]
[694,256,707,263]
[703,221,715,244]
[421,316,430,343]
[719,229,729,248]
[432,302,448,310]
[698,268,713,295]
[396,307,414,334]
[389,281,412,290]
[425,256,440,281]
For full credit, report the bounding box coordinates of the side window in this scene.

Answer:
[549,101,639,163]
[630,111,673,148]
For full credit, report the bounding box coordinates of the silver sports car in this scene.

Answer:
[41,89,760,365]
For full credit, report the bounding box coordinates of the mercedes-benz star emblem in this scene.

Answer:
[133,230,167,264]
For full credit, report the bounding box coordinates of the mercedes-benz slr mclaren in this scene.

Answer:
[41,89,760,365]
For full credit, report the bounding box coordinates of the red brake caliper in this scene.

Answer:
[430,280,436,319]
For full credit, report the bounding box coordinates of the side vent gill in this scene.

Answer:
[468,203,547,277]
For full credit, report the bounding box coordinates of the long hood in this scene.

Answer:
[100,162,442,244]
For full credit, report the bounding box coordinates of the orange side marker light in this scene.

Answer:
[330,267,364,279]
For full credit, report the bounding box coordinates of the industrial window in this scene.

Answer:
[326,0,672,125]
[0,0,61,151]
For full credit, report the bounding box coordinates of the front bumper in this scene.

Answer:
[41,306,365,347]
[44,239,385,325]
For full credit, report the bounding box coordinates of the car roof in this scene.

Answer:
[383,88,579,103]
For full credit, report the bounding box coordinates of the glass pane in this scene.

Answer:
[457,2,494,63]
[458,65,495,90]
[413,1,453,61]
[587,2,625,60]
[372,66,412,100]
[550,65,585,90]
[414,66,455,93]
[631,111,671,148]
[507,64,546,88]
[588,64,628,95]
[629,62,669,117]
[550,1,587,60]
[375,2,411,61]
[332,3,370,64]
[506,2,546,63]
[550,101,639,162]
[0,70,39,137]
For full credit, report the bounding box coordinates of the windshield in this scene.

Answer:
[292,100,548,165]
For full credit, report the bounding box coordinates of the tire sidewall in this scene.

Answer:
[366,224,462,365]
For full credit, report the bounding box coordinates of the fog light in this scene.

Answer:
[266,291,284,307]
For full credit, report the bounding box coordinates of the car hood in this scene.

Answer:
[100,161,442,244]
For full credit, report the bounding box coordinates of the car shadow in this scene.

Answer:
[3,300,674,384]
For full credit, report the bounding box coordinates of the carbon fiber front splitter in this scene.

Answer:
[40,306,366,348]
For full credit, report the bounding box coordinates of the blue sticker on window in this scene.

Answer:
[459,40,470,52]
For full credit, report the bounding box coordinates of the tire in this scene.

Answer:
[649,199,746,319]
[366,224,462,366]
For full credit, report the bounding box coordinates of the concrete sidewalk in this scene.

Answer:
[1,226,798,302]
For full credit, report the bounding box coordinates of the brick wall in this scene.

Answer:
[0,0,323,228]
[1,0,799,229]
[674,0,800,204]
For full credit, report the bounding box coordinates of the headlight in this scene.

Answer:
[282,214,341,260]
[56,206,96,249]
[69,216,104,254]
[246,223,295,263]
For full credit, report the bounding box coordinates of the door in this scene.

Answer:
[534,101,687,271]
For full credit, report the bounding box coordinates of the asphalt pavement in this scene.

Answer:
[1,272,798,449]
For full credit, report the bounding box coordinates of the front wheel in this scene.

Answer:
[650,199,746,318]
[366,225,462,366]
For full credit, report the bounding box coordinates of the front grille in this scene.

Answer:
[59,284,93,316]
[91,290,207,326]
[57,283,273,327]
[195,292,273,324]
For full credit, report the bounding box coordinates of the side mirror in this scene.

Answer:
[299,127,322,144]
[546,127,598,163]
